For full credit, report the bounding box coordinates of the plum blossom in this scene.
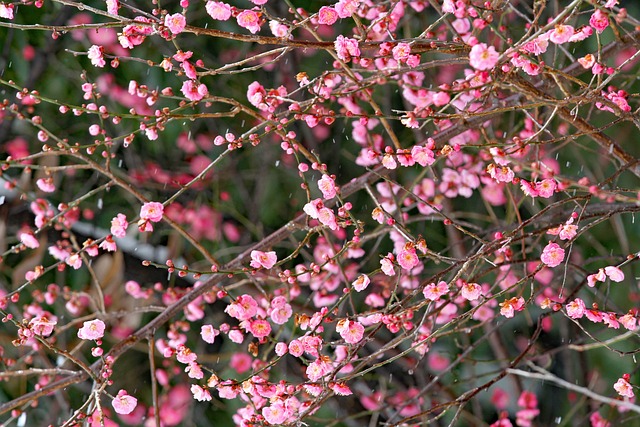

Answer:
[423,281,449,301]
[590,9,609,34]
[237,10,261,34]
[352,274,370,292]
[201,324,220,343]
[566,298,585,319]
[540,242,564,268]
[461,282,482,301]
[87,45,106,67]
[112,390,138,415]
[206,1,231,20]
[469,43,499,71]
[106,0,119,15]
[165,13,186,35]
[269,296,292,324]
[549,25,574,44]
[614,376,634,398]
[318,6,339,25]
[336,319,365,344]
[181,80,209,102]
[78,319,106,340]
[191,384,212,401]
[318,175,338,199]
[250,250,277,269]
[0,3,14,19]
[499,297,525,318]
[140,202,164,222]
[334,35,360,61]
[110,213,128,238]
[20,231,40,249]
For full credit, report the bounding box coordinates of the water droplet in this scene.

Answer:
[97,198,103,209]
[408,370,413,375]
[275,160,280,167]
[0,196,5,205]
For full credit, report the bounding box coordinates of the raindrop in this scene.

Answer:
[97,198,103,209]
[241,120,245,127]
[566,161,570,167]
[118,159,123,167]
[0,196,4,205]
[555,417,562,424]
[408,370,414,375]
[17,412,26,427]
[275,160,280,167]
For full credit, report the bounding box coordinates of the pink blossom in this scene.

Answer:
[604,266,624,282]
[352,274,370,292]
[330,382,352,395]
[20,231,40,249]
[0,2,14,19]
[37,177,55,193]
[540,242,564,268]
[275,342,288,356]
[66,253,82,270]
[306,358,331,381]
[469,43,499,71]
[181,80,209,101]
[237,10,261,34]
[206,1,232,20]
[380,253,396,276]
[262,401,289,425]
[392,43,411,62]
[318,175,338,199]
[269,20,289,38]
[29,315,57,336]
[397,245,420,270]
[317,207,339,230]
[250,250,277,269]
[614,377,635,398]
[411,145,435,166]
[225,294,258,321]
[78,319,106,340]
[499,297,525,318]
[423,281,449,301]
[269,296,292,324]
[165,13,186,34]
[288,339,304,357]
[549,25,574,44]
[318,6,339,25]
[201,324,219,343]
[110,213,128,238]
[140,201,164,222]
[566,298,585,319]
[247,319,271,338]
[578,54,596,69]
[535,179,556,198]
[461,282,482,301]
[191,384,212,401]
[590,9,609,34]
[619,313,637,331]
[106,0,119,15]
[112,390,138,415]
[334,35,360,61]
[88,45,105,67]
[336,319,365,344]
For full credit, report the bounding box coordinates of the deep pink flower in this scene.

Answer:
[540,242,564,268]
[181,80,208,102]
[566,298,585,319]
[336,319,364,344]
[269,296,292,325]
[469,43,499,71]
[334,35,360,61]
[590,9,609,34]
[78,319,106,340]
[247,318,271,338]
[112,390,138,415]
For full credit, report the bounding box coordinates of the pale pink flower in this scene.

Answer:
[336,319,365,344]
[318,6,338,25]
[566,298,585,319]
[318,175,338,199]
[275,342,288,356]
[423,281,449,301]
[112,390,138,415]
[110,213,128,238]
[549,25,574,44]
[29,315,56,336]
[411,145,435,166]
[306,358,331,381]
[352,274,370,292]
[201,324,220,343]
[250,250,277,269]
[78,319,106,340]
[20,232,40,249]
[66,253,82,270]
[330,382,353,395]
[317,207,339,230]
[604,266,624,282]
[469,43,499,71]
[269,296,292,324]
[140,201,164,222]
[106,0,119,15]
[499,297,525,318]
[614,377,634,398]
[262,401,289,425]
[590,9,609,34]
[540,242,564,268]
[605,0,617,7]
[602,312,620,329]
[206,1,232,20]
[0,2,14,19]
[461,282,482,301]
[237,10,261,34]
[619,313,637,331]
[191,384,212,401]
[578,54,596,69]
[165,13,186,34]
[288,339,304,357]
[87,45,105,67]
[380,254,396,276]
[269,20,289,38]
